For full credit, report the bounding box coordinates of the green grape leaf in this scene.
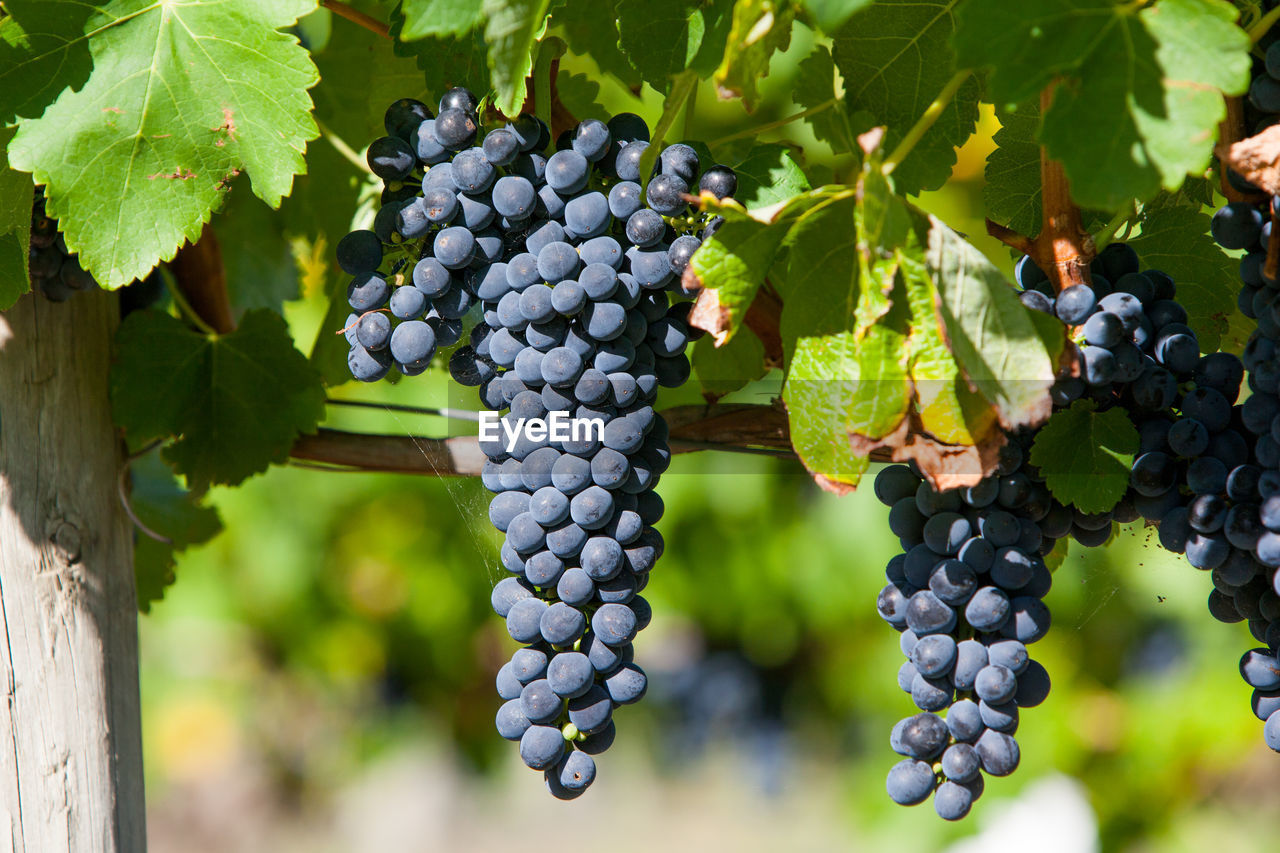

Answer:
[0,1,97,124]
[1126,192,1237,352]
[701,167,1061,491]
[800,0,873,34]
[692,329,768,400]
[1042,535,1070,572]
[215,180,300,317]
[780,193,859,360]
[955,0,1250,211]
[984,102,1041,238]
[0,128,33,309]
[280,144,366,275]
[731,144,811,210]
[556,71,609,122]
[8,0,320,289]
[399,0,484,38]
[551,0,638,86]
[782,190,909,492]
[899,250,1001,452]
[617,0,718,89]
[317,9,431,145]
[784,337,873,494]
[688,214,787,344]
[130,452,223,612]
[483,0,552,116]
[133,536,179,613]
[714,0,795,110]
[390,12,491,97]
[688,190,838,343]
[689,0,737,79]
[1179,175,1217,208]
[832,0,982,195]
[1029,399,1139,513]
[111,309,326,491]
[852,169,1017,486]
[794,45,856,155]
[926,219,1059,429]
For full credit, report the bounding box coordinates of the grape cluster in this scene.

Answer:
[1245,24,1280,134]
[337,89,729,385]
[336,87,734,796]
[1205,65,1280,749]
[1017,243,1202,415]
[874,444,1055,820]
[1022,240,1280,749]
[28,189,98,302]
[1217,32,1280,327]
[877,243,1210,819]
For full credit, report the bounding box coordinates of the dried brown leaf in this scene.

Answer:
[1217,124,1280,195]
[688,287,732,346]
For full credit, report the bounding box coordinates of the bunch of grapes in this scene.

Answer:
[874,440,1056,820]
[875,243,1234,819]
[1245,21,1280,134]
[28,188,98,302]
[337,90,730,386]
[1023,239,1280,749]
[1205,57,1280,749]
[1019,243,1200,414]
[336,86,735,797]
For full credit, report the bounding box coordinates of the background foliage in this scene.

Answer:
[1,0,1276,847]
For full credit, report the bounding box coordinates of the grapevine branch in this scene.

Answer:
[169,223,234,334]
[1213,100,1277,276]
[987,82,1093,292]
[1216,97,1269,205]
[1268,198,1280,282]
[322,0,391,39]
[288,404,805,475]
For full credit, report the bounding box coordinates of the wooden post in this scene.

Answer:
[0,289,145,852]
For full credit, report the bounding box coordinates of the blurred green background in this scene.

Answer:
[138,10,1280,852]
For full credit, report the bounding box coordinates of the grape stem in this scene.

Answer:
[160,265,218,336]
[984,219,1033,256]
[170,222,235,334]
[1250,5,1280,42]
[117,461,172,545]
[1265,200,1280,282]
[317,119,373,175]
[708,98,837,147]
[1091,201,1137,251]
[683,81,698,140]
[881,69,971,177]
[321,0,391,39]
[639,70,700,189]
[531,39,562,141]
